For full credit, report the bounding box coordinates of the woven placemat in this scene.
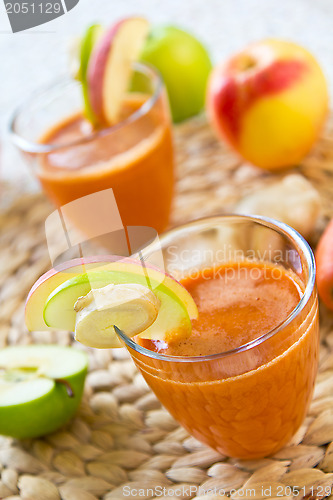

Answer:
[1,117,333,500]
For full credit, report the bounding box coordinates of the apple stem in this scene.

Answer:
[55,379,75,398]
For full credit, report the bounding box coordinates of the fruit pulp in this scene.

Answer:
[133,260,319,458]
[37,94,174,234]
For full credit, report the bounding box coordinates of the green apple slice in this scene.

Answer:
[43,271,118,330]
[0,345,88,439]
[79,24,104,82]
[26,257,198,330]
[43,266,197,348]
[43,269,196,330]
[26,257,198,347]
[79,24,104,125]
[74,283,161,348]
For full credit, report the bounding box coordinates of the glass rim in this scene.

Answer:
[117,214,316,363]
[9,62,164,154]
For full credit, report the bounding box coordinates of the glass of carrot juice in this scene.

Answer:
[10,63,174,234]
[118,215,319,459]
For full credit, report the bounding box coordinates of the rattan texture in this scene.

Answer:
[1,117,333,499]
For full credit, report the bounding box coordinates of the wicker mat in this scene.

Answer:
[2,118,333,500]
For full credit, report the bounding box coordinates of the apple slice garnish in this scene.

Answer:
[0,345,87,439]
[87,17,149,126]
[25,257,198,349]
[26,257,198,330]
[79,24,104,124]
[74,283,161,348]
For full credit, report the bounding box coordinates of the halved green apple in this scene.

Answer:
[25,257,198,349]
[0,345,88,439]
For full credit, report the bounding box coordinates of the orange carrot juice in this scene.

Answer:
[11,65,174,233]
[130,256,319,458]
[37,93,173,233]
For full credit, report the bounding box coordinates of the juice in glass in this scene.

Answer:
[10,64,174,234]
[118,216,319,458]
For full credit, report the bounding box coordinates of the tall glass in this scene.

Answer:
[118,215,319,459]
[10,63,174,234]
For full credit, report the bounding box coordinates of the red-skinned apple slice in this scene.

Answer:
[88,17,149,126]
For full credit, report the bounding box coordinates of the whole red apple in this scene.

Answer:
[207,39,329,170]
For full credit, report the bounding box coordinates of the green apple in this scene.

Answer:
[140,25,213,123]
[79,24,104,125]
[0,345,88,439]
[25,257,198,349]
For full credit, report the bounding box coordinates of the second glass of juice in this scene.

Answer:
[119,216,319,459]
[10,63,174,234]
